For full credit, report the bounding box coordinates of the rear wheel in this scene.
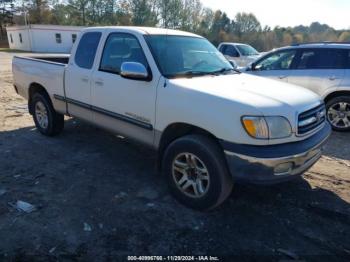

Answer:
[326,96,350,132]
[162,134,233,211]
[32,92,64,136]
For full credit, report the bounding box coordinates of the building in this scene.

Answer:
[6,24,85,53]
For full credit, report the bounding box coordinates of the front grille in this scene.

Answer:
[298,103,326,135]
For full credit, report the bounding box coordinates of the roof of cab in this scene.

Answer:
[82,26,202,38]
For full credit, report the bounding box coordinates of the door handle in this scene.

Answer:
[279,75,287,79]
[95,80,104,86]
[329,76,339,81]
[81,77,89,83]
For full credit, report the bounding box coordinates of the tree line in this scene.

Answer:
[1,0,350,51]
[0,0,14,40]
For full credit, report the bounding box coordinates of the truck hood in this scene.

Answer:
[168,72,322,118]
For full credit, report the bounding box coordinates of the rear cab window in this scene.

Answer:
[75,32,102,69]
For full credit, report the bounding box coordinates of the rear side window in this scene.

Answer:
[297,50,315,69]
[99,33,148,74]
[75,32,102,69]
[297,49,347,69]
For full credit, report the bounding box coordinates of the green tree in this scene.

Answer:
[208,10,233,45]
[309,22,331,34]
[179,0,203,32]
[51,3,72,25]
[128,0,158,26]
[196,7,214,38]
[157,0,183,28]
[0,0,15,40]
[234,12,261,37]
[66,0,89,25]
[25,0,52,24]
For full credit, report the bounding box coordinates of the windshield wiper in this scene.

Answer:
[209,68,241,75]
[167,68,240,79]
[170,71,214,78]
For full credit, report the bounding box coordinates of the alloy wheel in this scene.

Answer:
[327,102,350,129]
[35,101,49,129]
[172,152,210,198]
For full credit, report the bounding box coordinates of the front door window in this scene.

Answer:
[255,50,297,71]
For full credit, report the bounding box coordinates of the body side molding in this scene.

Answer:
[53,94,153,130]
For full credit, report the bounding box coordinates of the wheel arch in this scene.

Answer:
[156,122,223,170]
[28,82,51,115]
[324,90,350,104]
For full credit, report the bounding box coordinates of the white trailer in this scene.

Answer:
[6,24,84,53]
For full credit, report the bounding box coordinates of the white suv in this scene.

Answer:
[244,43,350,131]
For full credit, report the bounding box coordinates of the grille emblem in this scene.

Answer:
[298,104,326,135]
[316,112,322,122]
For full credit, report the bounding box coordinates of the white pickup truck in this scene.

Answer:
[12,27,331,210]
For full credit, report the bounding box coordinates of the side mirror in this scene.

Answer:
[120,62,150,81]
[228,60,238,69]
[254,64,262,71]
[248,63,260,71]
[245,63,253,71]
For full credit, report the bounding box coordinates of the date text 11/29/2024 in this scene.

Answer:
[127,256,220,261]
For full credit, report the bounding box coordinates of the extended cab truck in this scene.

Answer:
[12,27,331,210]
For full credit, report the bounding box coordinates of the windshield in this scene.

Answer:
[236,44,259,56]
[145,35,233,78]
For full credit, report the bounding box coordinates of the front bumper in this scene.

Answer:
[221,123,332,184]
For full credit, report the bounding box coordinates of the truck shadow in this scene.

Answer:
[0,118,349,260]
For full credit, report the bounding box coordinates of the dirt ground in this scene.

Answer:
[0,52,349,261]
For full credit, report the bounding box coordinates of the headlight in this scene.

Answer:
[242,116,292,139]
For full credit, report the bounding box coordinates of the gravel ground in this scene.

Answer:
[0,52,349,261]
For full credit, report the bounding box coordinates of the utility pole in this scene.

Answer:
[22,0,27,26]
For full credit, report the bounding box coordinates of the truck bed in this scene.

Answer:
[12,55,68,115]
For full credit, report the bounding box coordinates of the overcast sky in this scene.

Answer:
[201,0,349,30]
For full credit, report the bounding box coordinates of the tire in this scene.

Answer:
[326,96,350,132]
[162,134,233,211]
[32,92,64,136]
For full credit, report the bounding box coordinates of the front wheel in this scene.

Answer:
[32,92,64,136]
[326,96,350,132]
[162,135,233,211]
